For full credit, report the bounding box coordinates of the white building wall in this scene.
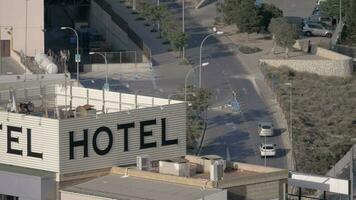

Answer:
[199,190,228,200]
[0,0,44,56]
[0,113,60,172]
[0,86,186,175]
[58,103,186,174]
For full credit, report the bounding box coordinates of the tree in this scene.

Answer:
[320,0,347,18]
[234,0,261,34]
[269,17,298,57]
[257,3,283,31]
[219,0,242,24]
[170,32,188,57]
[343,0,356,45]
[175,86,213,149]
[141,3,155,24]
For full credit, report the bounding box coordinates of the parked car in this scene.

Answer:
[258,122,273,137]
[302,23,333,37]
[309,14,333,27]
[260,144,277,157]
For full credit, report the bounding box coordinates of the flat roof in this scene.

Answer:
[63,174,223,200]
[0,163,55,178]
[0,57,25,75]
[0,84,183,119]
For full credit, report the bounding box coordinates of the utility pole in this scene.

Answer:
[0,27,2,75]
[182,0,185,60]
[25,0,29,80]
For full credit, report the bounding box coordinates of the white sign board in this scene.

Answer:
[289,172,350,195]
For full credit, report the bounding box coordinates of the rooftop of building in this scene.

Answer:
[60,155,288,195]
[63,174,224,200]
[0,83,182,120]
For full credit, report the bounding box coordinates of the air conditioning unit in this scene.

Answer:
[210,160,224,181]
[137,155,150,171]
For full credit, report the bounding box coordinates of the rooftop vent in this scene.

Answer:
[137,155,150,171]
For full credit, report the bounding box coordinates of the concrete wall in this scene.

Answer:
[0,73,67,83]
[201,190,228,200]
[261,41,353,77]
[61,191,111,200]
[260,58,352,77]
[83,63,150,73]
[0,0,44,56]
[334,44,356,58]
[227,180,282,200]
[61,189,227,200]
[90,0,141,53]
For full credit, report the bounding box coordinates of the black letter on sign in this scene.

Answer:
[27,129,43,158]
[161,118,178,146]
[7,126,22,155]
[117,123,135,152]
[92,126,113,155]
[140,119,157,149]
[69,129,88,160]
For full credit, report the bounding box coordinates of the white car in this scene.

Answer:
[302,23,333,38]
[258,122,273,136]
[260,144,277,157]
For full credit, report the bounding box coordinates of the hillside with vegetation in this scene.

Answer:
[263,65,356,174]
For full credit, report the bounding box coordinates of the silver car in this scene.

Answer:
[260,144,277,157]
[258,122,273,137]
[302,23,333,38]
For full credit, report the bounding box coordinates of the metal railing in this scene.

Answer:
[93,0,152,61]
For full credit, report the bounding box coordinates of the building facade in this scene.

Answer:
[0,0,44,56]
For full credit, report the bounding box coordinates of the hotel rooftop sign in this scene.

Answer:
[0,85,186,175]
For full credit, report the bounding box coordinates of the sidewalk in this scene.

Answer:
[106,0,191,94]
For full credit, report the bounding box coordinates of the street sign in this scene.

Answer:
[103,83,110,91]
[75,54,81,62]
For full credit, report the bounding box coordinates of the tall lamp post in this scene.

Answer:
[61,27,80,84]
[185,62,209,102]
[285,82,293,169]
[199,28,223,88]
[89,52,109,91]
[182,0,185,60]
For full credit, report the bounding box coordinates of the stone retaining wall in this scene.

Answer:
[260,41,353,77]
[259,58,352,77]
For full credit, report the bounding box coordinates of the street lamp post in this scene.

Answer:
[185,62,209,102]
[61,27,80,84]
[285,82,293,169]
[89,52,109,91]
[199,28,223,88]
[182,0,185,60]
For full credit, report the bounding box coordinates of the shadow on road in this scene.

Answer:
[199,130,255,162]
[275,148,289,158]
[273,128,287,137]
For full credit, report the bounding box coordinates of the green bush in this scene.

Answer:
[264,65,356,175]
[239,45,262,54]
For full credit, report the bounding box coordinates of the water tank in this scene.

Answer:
[34,53,58,74]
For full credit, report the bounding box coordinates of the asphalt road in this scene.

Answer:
[81,0,318,169]
[179,2,289,168]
